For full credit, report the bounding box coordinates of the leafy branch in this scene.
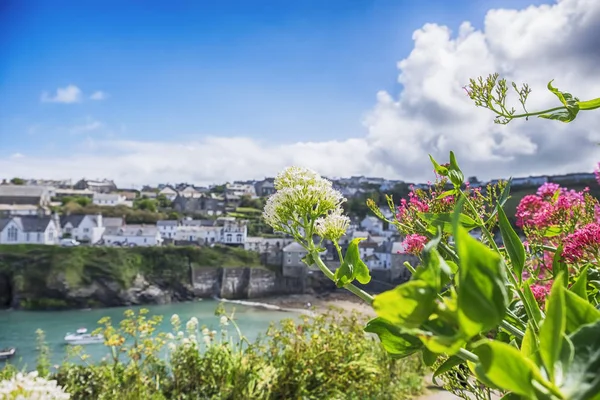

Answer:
[465,73,600,124]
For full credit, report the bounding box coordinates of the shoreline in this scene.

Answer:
[248,292,376,317]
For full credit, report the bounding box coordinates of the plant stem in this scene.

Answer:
[456,348,479,364]
[509,106,565,119]
[499,320,524,339]
[312,251,374,305]
[459,190,540,332]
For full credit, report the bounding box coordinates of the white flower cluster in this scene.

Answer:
[0,371,70,399]
[314,208,350,241]
[186,317,199,332]
[219,315,229,326]
[263,166,347,237]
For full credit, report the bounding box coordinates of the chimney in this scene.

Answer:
[52,212,62,239]
[97,212,103,228]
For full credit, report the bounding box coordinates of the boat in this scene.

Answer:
[64,328,103,345]
[0,347,16,360]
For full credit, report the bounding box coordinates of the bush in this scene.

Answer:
[2,308,425,399]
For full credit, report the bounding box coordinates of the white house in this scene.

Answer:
[358,240,378,260]
[0,204,49,217]
[93,193,126,207]
[226,183,257,198]
[103,225,163,246]
[219,217,247,245]
[61,214,105,244]
[0,215,59,245]
[361,216,384,235]
[157,220,179,239]
[244,237,293,253]
[158,186,178,201]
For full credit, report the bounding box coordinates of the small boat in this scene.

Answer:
[64,328,103,345]
[0,347,16,360]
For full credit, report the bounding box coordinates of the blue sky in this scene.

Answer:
[0,0,551,160]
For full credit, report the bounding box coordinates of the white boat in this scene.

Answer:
[0,347,16,360]
[64,328,103,345]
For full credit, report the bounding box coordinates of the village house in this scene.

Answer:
[74,179,117,193]
[0,204,49,217]
[102,225,163,247]
[179,219,221,244]
[0,215,60,245]
[282,242,308,268]
[60,214,105,244]
[53,188,95,200]
[103,217,124,229]
[358,240,379,260]
[172,195,225,216]
[92,193,127,207]
[226,183,257,198]
[156,220,179,239]
[219,217,247,245]
[360,216,384,235]
[158,186,178,201]
[0,185,53,206]
[244,237,293,253]
[254,179,275,197]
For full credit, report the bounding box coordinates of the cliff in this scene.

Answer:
[0,245,304,310]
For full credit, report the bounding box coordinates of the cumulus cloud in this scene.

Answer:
[90,91,108,100]
[10,0,600,186]
[40,85,82,103]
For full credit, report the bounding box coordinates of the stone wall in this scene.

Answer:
[190,266,305,300]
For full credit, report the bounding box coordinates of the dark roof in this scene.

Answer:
[181,219,216,227]
[61,215,86,228]
[103,217,124,228]
[7,216,53,233]
[157,220,179,227]
[0,218,11,232]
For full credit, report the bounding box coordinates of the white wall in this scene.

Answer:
[0,219,58,245]
[103,233,162,246]
[158,224,178,239]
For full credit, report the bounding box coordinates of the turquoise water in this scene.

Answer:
[0,300,296,370]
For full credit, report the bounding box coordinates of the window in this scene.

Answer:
[226,234,232,243]
[37,233,42,242]
[144,238,147,243]
[236,234,242,243]
[83,228,90,233]
[66,227,72,233]
[49,231,54,241]
[287,255,292,265]
[26,232,30,242]
[7,226,18,242]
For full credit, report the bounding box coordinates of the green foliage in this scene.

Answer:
[6,309,426,399]
[9,177,25,185]
[466,73,600,124]
[333,238,371,287]
[0,245,261,310]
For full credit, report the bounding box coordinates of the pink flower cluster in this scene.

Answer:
[396,191,430,223]
[562,223,600,263]
[516,183,587,229]
[401,234,428,255]
[530,282,552,307]
[595,162,600,186]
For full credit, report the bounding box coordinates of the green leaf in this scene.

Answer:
[552,245,568,287]
[563,290,600,334]
[538,80,580,123]
[570,266,589,301]
[521,322,539,361]
[364,317,422,358]
[373,280,437,329]
[544,225,563,238]
[436,189,456,200]
[418,331,467,356]
[561,321,600,400]
[432,356,463,385]
[473,340,541,397]
[448,151,465,187]
[421,348,438,367]
[301,253,315,267]
[497,206,525,284]
[419,212,479,234]
[454,220,508,338]
[429,154,448,176]
[577,97,600,111]
[522,283,545,325]
[333,238,371,287]
[539,278,566,383]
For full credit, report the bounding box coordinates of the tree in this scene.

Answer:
[75,197,91,207]
[156,194,172,208]
[10,177,25,185]
[134,198,157,213]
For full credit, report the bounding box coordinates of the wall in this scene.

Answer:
[190,266,305,300]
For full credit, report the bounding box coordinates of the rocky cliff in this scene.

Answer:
[0,245,304,310]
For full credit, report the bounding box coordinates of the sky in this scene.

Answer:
[0,0,598,187]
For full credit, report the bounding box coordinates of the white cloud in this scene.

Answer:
[90,91,108,100]
[70,119,103,134]
[9,153,24,159]
[40,85,82,104]
[9,0,600,186]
